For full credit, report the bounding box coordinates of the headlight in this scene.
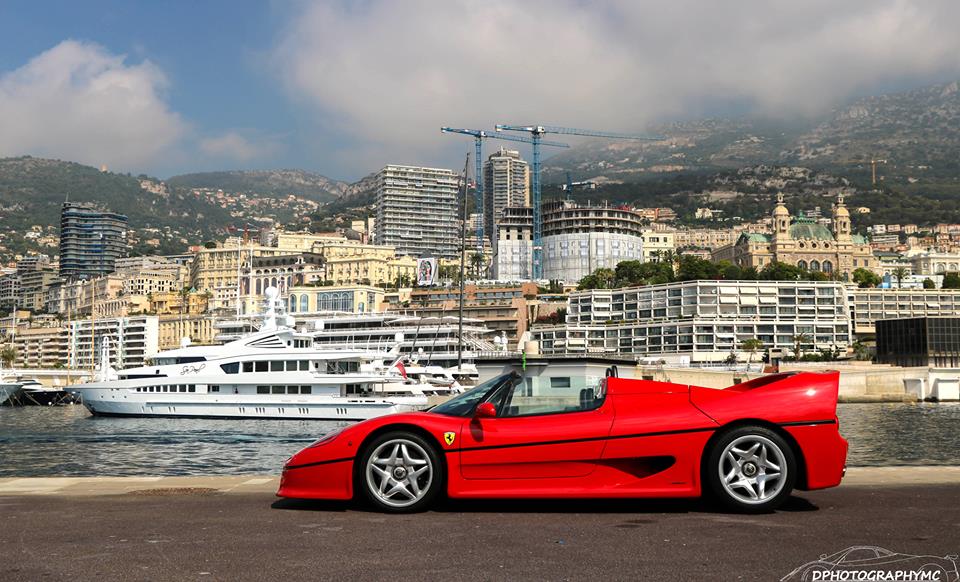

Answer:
[308,427,345,448]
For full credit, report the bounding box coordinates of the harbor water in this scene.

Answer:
[0,403,958,477]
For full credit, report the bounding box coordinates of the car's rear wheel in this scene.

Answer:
[705,426,796,513]
[359,431,442,513]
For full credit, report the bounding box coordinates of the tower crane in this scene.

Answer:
[561,171,597,199]
[495,125,665,279]
[440,127,569,247]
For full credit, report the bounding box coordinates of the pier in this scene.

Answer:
[1,469,959,581]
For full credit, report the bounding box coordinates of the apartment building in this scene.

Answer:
[848,287,960,335]
[158,315,216,350]
[59,202,128,280]
[68,315,159,370]
[493,206,534,281]
[640,230,675,262]
[483,148,529,245]
[532,280,852,363]
[12,326,70,369]
[374,165,459,258]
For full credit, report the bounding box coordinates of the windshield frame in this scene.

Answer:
[428,372,519,417]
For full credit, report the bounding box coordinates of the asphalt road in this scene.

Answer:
[1,484,959,582]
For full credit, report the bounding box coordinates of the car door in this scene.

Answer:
[458,375,614,479]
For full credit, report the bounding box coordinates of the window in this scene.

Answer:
[287,386,299,394]
[255,361,268,372]
[188,385,196,393]
[242,361,253,373]
[498,376,605,417]
[271,386,284,394]
[221,362,240,374]
[285,361,298,371]
[301,386,312,394]
[257,386,269,394]
[210,385,220,393]
[270,361,283,372]
[299,360,310,371]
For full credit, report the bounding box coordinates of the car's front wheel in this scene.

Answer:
[705,426,796,513]
[359,431,443,513]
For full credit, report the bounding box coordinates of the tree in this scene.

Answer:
[852,268,882,288]
[791,333,811,361]
[1,345,16,368]
[675,256,720,281]
[852,340,872,361]
[923,278,936,289]
[759,261,804,281]
[577,268,616,290]
[741,338,764,366]
[943,273,960,289]
[469,252,485,279]
[892,266,909,289]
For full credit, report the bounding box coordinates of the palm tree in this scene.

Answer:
[470,252,485,279]
[1,345,17,368]
[893,266,909,289]
[741,338,764,366]
[791,333,811,361]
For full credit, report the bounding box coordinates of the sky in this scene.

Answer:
[1,0,960,182]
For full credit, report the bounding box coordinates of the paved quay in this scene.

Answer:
[0,468,958,581]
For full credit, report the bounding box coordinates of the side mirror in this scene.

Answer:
[474,402,497,418]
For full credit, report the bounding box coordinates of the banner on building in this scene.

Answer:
[416,258,437,286]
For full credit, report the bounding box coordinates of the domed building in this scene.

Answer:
[716,193,876,280]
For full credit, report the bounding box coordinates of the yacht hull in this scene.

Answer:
[77,392,426,421]
[0,383,21,405]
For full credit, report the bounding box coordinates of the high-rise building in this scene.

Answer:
[483,148,530,245]
[59,202,128,280]
[374,165,459,258]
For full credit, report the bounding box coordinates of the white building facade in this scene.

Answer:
[532,280,852,363]
[374,165,459,259]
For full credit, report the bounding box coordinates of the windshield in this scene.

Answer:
[429,373,518,417]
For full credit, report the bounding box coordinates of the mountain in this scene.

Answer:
[544,80,960,191]
[167,169,352,202]
[0,156,236,258]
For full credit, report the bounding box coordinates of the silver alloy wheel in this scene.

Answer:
[718,434,787,505]
[365,438,433,509]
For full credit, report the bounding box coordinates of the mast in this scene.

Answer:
[89,277,96,377]
[457,154,469,371]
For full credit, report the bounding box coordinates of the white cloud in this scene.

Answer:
[198,131,282,162]
[274,0,960,174]
[0,40,187,170]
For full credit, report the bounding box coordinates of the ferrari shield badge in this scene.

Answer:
[443,432,456,446]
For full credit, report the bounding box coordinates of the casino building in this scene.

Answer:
[714,193,876,281]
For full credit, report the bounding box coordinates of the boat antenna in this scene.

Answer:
[457,152,469,372]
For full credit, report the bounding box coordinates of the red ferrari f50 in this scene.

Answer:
[278,371,848,513]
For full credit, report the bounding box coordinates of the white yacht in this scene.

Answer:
[67,289,434,421]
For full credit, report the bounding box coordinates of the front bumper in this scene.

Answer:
[277,458,355,500]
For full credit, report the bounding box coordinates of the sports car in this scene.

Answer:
[278,370,848,513]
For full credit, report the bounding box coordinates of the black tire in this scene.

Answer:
[704,425,797,513]
[356,431,444,513]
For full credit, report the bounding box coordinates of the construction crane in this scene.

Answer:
[561,171,597,199]
[440,127,569,247]
[495,125,665,278]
